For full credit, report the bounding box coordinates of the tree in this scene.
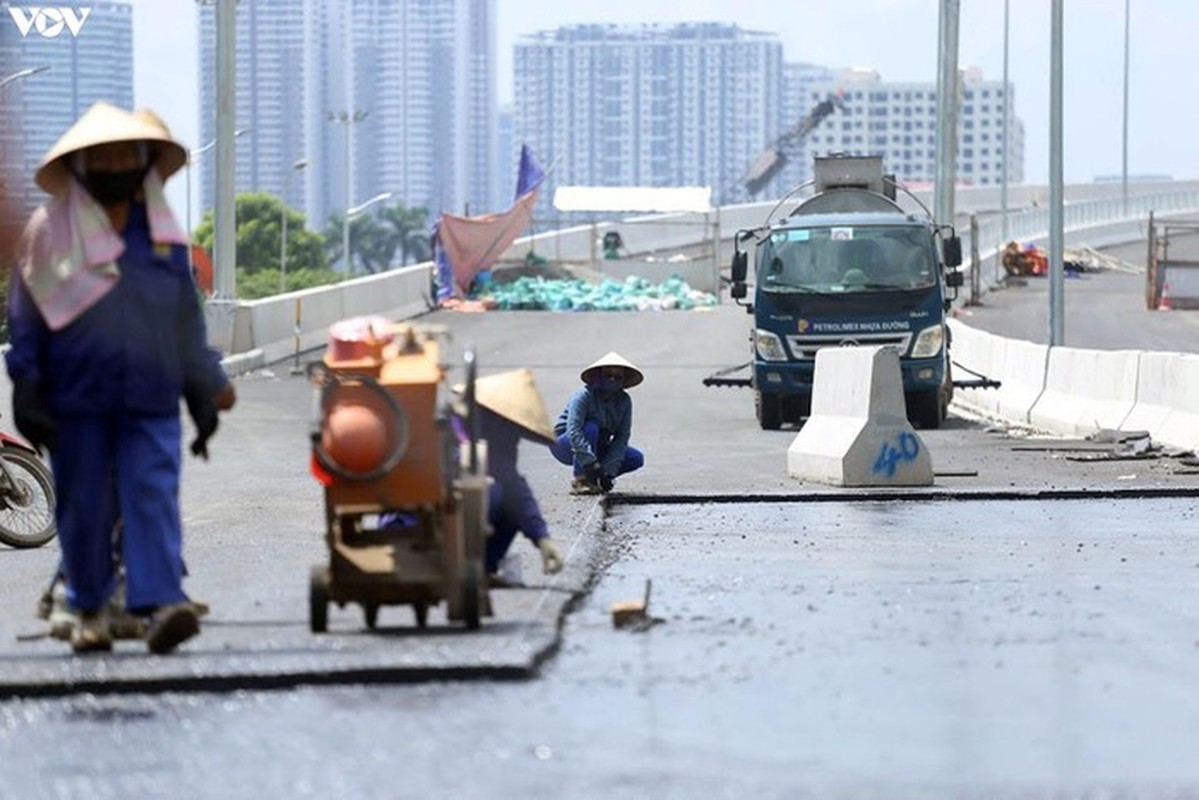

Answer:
[380,204,432,265]
[194,192,327,276]
[324,211,394,275]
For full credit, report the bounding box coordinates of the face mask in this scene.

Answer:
[597,375,624,393]
[81,167,149,207]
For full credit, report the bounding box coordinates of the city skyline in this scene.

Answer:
[12,1,1196,223]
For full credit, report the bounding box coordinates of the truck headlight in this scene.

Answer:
[910,324,944,358]
[754,329,789,361]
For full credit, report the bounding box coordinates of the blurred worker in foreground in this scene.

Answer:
[551,352,645,495]
[5,101,220,654]
[461,369,564,587]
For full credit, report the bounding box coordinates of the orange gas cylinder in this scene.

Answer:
[321,401,391,475]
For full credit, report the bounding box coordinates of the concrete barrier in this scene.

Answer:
[948,320,1049,426]
[787,346,932,487]
[1028,346,1140,437]
[1144,353,1199,452]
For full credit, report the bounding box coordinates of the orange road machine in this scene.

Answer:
[307,317,492,632]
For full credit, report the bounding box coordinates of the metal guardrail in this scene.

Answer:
[212,184,1199,370]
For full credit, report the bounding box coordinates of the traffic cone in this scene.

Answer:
[1159,282,1174,311]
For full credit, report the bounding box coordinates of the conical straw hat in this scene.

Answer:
[580,351,644,389]
[454,368,554,443]
[36,101,188,194]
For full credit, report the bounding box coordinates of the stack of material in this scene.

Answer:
[482,275,718,312]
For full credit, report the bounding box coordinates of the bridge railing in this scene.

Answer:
[211,183,1199,373]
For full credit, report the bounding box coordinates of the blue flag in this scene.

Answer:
[514,144,545,199]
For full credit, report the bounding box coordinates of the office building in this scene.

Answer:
[198,0,497,239]
[0,1,133,218]
[514,23,783,212]
[798,67,1025,188]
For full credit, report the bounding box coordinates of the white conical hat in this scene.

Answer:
[36,101,188,194]
[454,368,554,443]
[580,351,644,389]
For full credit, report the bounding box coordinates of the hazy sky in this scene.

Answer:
[127,0,1197,216]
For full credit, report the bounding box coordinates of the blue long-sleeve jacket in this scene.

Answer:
[5,202,213,416]
[553,385,632,476]
[479,408,548,543]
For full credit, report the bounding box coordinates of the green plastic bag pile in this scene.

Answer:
[482,275,718,312]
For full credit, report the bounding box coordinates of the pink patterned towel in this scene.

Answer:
[18,168,188,331]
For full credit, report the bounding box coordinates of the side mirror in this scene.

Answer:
[730,283,747,300]
[943,236,962,268]
[730,250,748,283]
[945,269,964,289]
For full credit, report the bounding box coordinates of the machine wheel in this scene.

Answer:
[461,566,481,630]
[309,565,329,634]
[755,389,783,430]
[363,603,379,630]
[0,447,56,549]
[413,602,429,629]
[908,391,944,430]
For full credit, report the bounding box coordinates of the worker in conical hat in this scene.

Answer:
[551,351,645,495]
[5,101,224,655]
[457,368,564,586]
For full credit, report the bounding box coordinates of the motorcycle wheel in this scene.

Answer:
[0,448,57,549]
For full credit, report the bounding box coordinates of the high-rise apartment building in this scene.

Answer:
[514,23,783,211]
[198,0,496,238]
[0,1,133,218]
[796,67,1025,188]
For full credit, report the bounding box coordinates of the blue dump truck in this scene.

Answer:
[721,155,964,430]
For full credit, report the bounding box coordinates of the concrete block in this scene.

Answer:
[1029,346,1140,437]
[788,346,932,487]
[994,336,1049,425]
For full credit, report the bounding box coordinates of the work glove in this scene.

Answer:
[183,378,219,460]
[12,379,57,454]
[598,473,615,494]
[538,538,564,575]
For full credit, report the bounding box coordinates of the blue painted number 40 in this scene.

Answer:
[872,432,920,478]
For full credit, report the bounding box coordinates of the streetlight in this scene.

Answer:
[0,65,50,90]
[344,191,393,276]
[186,127,251,275]
[280,156,308,293]
[326,109,368,272]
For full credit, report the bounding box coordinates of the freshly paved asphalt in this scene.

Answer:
[2,257,1199,698]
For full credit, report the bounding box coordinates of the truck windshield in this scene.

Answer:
[758,225,937,293]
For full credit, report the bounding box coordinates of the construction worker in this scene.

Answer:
[6,102,220,654]
[382,368,565,586]
[464,369,565,586]
[551,351,645,495]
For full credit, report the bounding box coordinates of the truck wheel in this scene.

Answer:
[755,389,783,430]
[909,391,943,429]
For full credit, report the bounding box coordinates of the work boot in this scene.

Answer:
[489,552,525,588]
[570,477,602,496]
[145,603,200,655]
[70,610,113,653]
[43,578,77,642]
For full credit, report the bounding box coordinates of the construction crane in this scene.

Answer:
[743,92,845,197]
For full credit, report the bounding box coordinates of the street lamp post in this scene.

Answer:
[0,65,50,90]
[327,110,368,274]
[186,127,250,276]
[345,191,394,276]
[280,156,308,293]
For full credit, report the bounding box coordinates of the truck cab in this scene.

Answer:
[729,155,963,430]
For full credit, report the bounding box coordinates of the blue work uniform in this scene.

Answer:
[551,385,644,478]
[478,409,549,574]
[5,202,213,613]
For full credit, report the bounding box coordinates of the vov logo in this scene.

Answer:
[8,6,91,38]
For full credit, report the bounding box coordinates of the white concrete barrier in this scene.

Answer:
[1120,350,1179,439]
[947,319,1003,418]
[1029,346,1141,437]
[788,346,932,487]
[1146,353,1199,452]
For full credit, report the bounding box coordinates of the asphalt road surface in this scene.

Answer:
[2,240,1199,799]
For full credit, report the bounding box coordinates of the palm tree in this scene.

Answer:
[381,204,432,266]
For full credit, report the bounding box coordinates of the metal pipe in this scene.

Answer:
[213,0,237,300]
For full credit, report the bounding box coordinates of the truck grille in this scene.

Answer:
[786,332,912,360]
